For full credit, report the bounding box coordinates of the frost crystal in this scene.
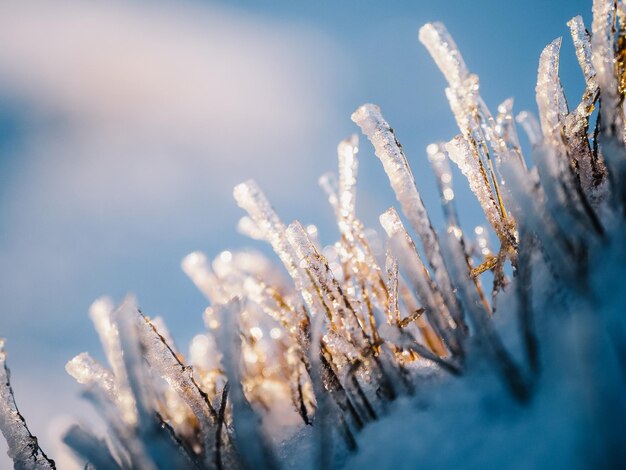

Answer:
[2,1,626,468]
[0,340,55,469]
[445,135,507,240]
[351,104,464,334]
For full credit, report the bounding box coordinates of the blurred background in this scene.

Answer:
[0,0,590,466]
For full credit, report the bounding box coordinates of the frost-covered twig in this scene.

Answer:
[2,1,626,468]
[0,340,56,470]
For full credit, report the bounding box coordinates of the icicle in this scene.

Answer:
[0,340,56,469]
[65,353,118,404]
[214,298,278,470]
[319,172,340,215]
[496,98,527,171]
[535,36,604,221]
[445,135,509,243]
[88,297,137,426]
[385,248,400,326]
[337,134,359,223]
[534,37,605,239]
[380,208,462,357]
[535,38,605,234]
[75,385,134,469]
[233,181,296,278]
[63,425,121,470]
[592,0,623,138]
[568,15,596,87]
[516,111,543,148]
[427,142,492,311]
[150,317,180,356]
[536,37,568,142]
[592,0,626,206]
[236,216,265,241]
[113,298,154,426]
[285,220,367,347]
[213,250,284,291]
[427,142,460,228]
[319,135,390,314]
[114,298,194,470]
[182,251,228,305]
[532,143,596,246]
[352,104,463,332]
[241,279,291,327]
[499,160,577,280]
[132,310,219,461]
[563,15,604,193]
[418,23,469,89]
[233,180,317,314]
[420,22,514,216]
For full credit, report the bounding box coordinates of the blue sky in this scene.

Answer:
[0,0,593,465]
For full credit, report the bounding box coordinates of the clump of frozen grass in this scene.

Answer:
[2,0,626,468]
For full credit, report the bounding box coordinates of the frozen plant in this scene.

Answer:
[2,0,626,467]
